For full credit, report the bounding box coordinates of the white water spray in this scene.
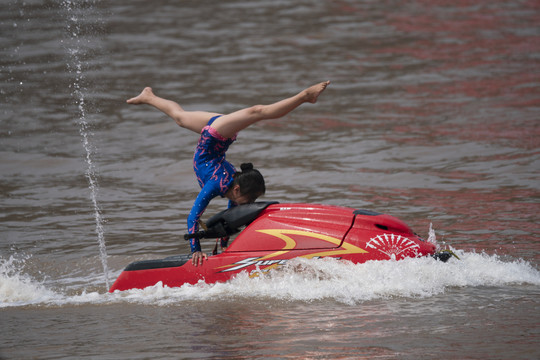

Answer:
[63,0,109,289]
[3,251,540,307]
[427,222,440,251]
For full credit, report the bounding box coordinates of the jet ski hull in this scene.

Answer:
[109,203,437,292]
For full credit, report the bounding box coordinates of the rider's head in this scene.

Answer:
[229,163,265,205]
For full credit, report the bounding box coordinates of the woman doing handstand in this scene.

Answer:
[126,81,330,266]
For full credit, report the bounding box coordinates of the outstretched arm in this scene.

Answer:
[187,183,222,266]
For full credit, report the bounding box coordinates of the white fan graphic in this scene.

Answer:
[366,233,420,260]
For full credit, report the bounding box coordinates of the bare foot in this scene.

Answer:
[126,87,155,105]
[303,81,330,103]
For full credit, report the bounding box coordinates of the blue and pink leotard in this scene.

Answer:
[188,115,236,253]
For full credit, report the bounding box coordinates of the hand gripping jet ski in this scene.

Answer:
[109,202,452,292]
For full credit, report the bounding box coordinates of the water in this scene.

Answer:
[1,0,539,359]
[63,0,109,289]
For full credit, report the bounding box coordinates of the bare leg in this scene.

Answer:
[211,81,330,139]
[126,87,220,134]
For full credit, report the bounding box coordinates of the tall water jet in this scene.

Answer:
[62,0,109,289]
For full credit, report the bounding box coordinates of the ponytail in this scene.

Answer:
[233,162,266,203]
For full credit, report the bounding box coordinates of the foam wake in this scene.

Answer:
[2,250,538,308]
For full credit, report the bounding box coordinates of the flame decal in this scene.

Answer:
[216,229,368,272]
[256,229,368,259]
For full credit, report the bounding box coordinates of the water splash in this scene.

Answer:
[2,252,539,308]
[0,255,58,306]
[63,0,109,289]
[427,222,440,250]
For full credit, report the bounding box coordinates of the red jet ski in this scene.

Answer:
[109,202,450,292]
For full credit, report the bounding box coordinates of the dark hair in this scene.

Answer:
[233,163,265,203]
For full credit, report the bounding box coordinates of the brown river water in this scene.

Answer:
[1,0,539,359]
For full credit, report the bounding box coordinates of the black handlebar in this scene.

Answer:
[184,231,206,240]
[182,201,278,241]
